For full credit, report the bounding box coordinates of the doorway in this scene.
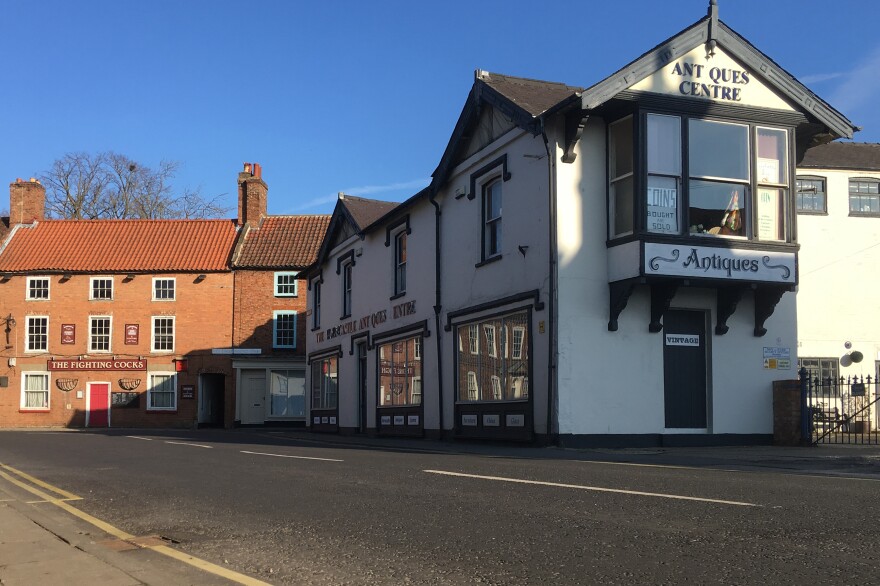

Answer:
[663,310,708,429]
[198,373,226,427]
[86,382,110,428]
[240,369,266,425]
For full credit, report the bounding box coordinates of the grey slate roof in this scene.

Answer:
[799,142,880,172]
[477,71,584,118]
[339,195,399,232]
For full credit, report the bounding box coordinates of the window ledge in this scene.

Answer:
[146,409,178,414]
[19,409,50,413]
[389,291,407,301]
[475,255,502,268]
[340,314,351,320]
[311,326,321,332]
[848,212,880,218]
[795,210,828,216]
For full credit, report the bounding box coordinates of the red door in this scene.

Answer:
[88,383,110,427]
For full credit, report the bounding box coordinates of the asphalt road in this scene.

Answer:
[1,429,879,585]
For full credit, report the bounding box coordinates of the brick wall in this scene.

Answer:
[772,379,805,446]
[9,179,45,225]
[0,271,234,428]
[233,270,309,355]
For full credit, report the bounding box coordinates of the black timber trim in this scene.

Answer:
[608,279,639,332]
[384,215,411,247]
[614,92,808,127]
[444,290,544,332]
[715,286,745,335]
[307,345,343,365]
[349,331,371,356]
[578,16,855,140]
[562,110,588,164]
[370,320,431,349]
[307,271,323,291]
[753,285,790,337]
[461,154,512,201]
[336,249,356,275]
[648,282,678,333]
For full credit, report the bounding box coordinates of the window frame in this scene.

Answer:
[147,372,177,411]
[608,111,795,243]
[90,276,114,300]
[151,316,175,353]
[848,177,880,217]
[341,261,353,318]
[312,280,322,329]
[393,230,407,297]
[88,315,112,353]
[274,272,299,297]
[799,357,841,396]
[152,277,176,301]
[377,334,423,407]
[26,276,50,301]
[25,316,48,352]
[609,115,636,239]
[795,175,828,214]
[272,310,298,349]
[482,177,503,261]
[20,372,50,411]
[310,356,338,410]
[456,309,530,404]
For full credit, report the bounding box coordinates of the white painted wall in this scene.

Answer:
[796,167,880,379]
[554,115,798,437]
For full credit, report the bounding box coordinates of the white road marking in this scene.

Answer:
[127,436,154,441]
[165,441,213,449]
[241,450,343,462]
[424,470,759,507]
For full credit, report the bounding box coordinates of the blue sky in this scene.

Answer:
[3,0,879,216]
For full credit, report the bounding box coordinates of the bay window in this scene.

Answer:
[611,113,791,242]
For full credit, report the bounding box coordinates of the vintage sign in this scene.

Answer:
[124,324,139,345]
[461,414,478,427]
[506,414,525,427]
[644,243,795,283]
[61,324,76,345]
[48,359,147,371]
[483,414,500,427]
[647,183,678,234]
[393,415,405,425]
[665,334,700,347]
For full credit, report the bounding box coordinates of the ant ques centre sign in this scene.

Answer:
[630,45,793,111]
[315,300,417,344]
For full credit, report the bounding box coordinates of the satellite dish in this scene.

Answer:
[851,351,864,364]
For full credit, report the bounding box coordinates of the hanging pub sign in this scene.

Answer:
[61,324,76,345]
[124,324,139,345]
[48,359,147,371]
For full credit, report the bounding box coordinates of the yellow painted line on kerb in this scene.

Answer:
[0,463,271,586]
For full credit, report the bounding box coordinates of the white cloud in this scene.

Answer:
[799,72,845,84]
[827,45,880,114]
[298,178,430,210]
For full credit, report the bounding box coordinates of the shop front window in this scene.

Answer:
[378,335,422,406]
[457,310,529,402]
[270,369,305,417]
[311,356,338,410]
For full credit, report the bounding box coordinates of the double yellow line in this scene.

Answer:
[0,463,272,586]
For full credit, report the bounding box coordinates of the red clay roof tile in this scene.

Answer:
[0,219,238,273]
[234,215,330,268]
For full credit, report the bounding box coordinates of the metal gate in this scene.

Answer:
[801,368,880,445]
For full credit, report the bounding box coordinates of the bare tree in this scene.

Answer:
[41,151,229,219]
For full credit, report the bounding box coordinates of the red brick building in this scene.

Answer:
[0,165,327,429]
[230,165,329,425]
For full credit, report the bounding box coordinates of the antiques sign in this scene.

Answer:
[316,300,417,343]
[644,243,795,283]
[48,359,147,371]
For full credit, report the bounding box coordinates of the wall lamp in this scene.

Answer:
[194,274,207,283]
[3,313,16,346]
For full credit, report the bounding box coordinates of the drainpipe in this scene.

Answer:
[429,189,444,439]
[540,118,558,445]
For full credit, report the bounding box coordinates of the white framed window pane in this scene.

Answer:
[270,370,305,417]
[609,116,633,179]
[646,176,679,235]
[23,374,49,409]
[611,176,634,236]
[647,114,681,176]
[796,178,826,212]
[153,279,175,300]
[756,128,788,184]
[689,120,749,180]
[757,188,785,241]
[153,318,174,351]
[275,272,298,297]
[689,180,746,237]
[149,374,175,409]
[91,278,113,299]
[27,317,48,351]
[90,317,111,351]
[274,312,296,348]
[28,278,49,300]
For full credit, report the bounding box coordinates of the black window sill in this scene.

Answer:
[848,212,880,218]
[795,210,828,216]
[340,314,352,320]
[475,255,502,268]
[389,291,406,301]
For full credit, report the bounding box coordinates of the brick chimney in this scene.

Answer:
[9,177,45,225]
[237,162,268,226]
